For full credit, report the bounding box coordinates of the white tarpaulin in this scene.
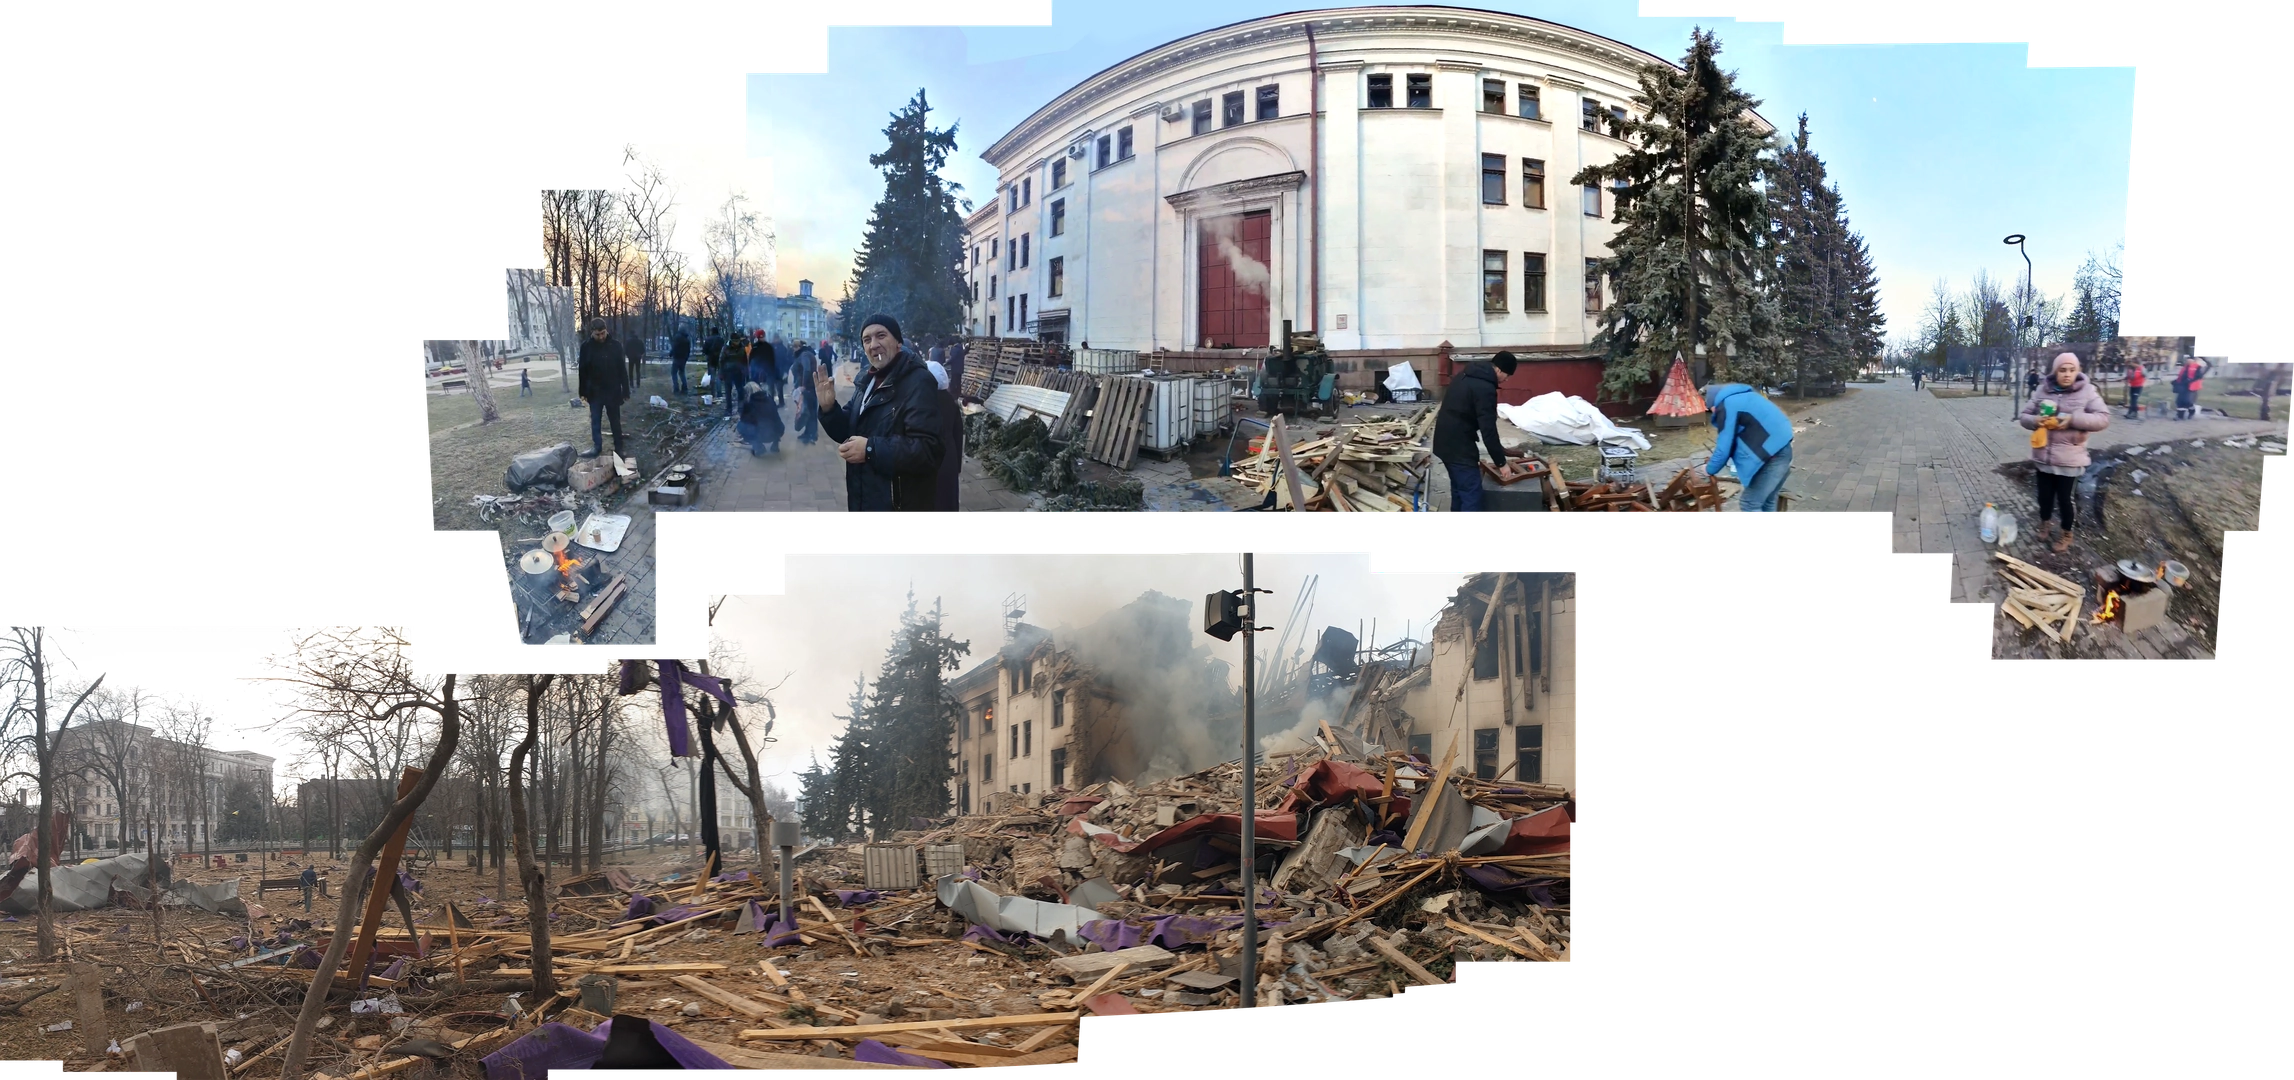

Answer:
[1385,361,1422,392]
[1497,392,1651,450]
[937,874,1102,939]
[0,852,245,915]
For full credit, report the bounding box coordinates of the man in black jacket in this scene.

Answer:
[576,317,630,460]
[1432,350,1526,511]
[669,326,691,394]
[813,313,945,511]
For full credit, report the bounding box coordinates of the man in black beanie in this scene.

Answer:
[576,316,630,460]
[1432,350,1528,511]
[813,313,945,511]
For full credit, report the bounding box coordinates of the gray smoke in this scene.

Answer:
[1055,591,1243,782]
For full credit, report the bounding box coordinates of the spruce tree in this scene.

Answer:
[1771,115,1886,394]
[846,90,969,345]
[1574,28,1780,393]
[813,593,970,839]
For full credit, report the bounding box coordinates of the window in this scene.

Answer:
[1010,723,1019,758]
[1051,689,1065,727]
[1022,177,1032,206]
[972,244,980,267]
[1581,97,1600,132]
[1483,250,1508,313]
[1021,233,1029,268]
[1192,99,1212,135]
[1473,728,1501,780]
[1019,293,1028,327]
[1516,725,1543,784]
[989,275,997,300]
[987,315,995,336]
[1222,90,1244,127]
[1023,719,1032,757]
[1096,133,1111,168]
[1050,198,1065,236]
[1585,259,1604,313]
[1480,153,1506,204]
[1582,180,1601,217]
[1518,83,1541,120]
[1482,79,1505,113]
[1051,747,1068,787]
[1612,178,1628,212]
[1406,72,1432,108]
[1008,185,1019,212]
[1608,104,1627,138]
[1007,239,1017,270]
[1256,84,1279,121]
[1366,73,1392,108]
[1529,609,1543,676]
[1524,253,1547,313]
[1474,624,1500,679]
[991,237,999,259]
[1048,256,1064,298]
[1051,158,1066,189]
[1116,125,1133,159]
[1006,294,1014,326]
[1407,732,1433,761]
[1512,611,1529,678]
[1523,158,1546,208]
[1022,783,1032,795]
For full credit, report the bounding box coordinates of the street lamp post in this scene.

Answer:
[1204,559,1270,1007]
[2004,234,2032,416]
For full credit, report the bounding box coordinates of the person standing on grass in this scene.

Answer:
[813,314,944,511]
[2171,355,2209,420]
[1431,350,1526,512]
[519,367,532,397]
[2123,358,2146,419]
[1702,382,1795,512]
[716,334,747,418]
[626,333,646,389]
[576,317,630,460]
[299,864,317,912]
[2019,351,2110,553]
[669,325,692,395]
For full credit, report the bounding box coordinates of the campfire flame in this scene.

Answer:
[2092,590,2122,625]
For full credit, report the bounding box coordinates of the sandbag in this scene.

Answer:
[505,443,578,491]
[1496,392,1651,450]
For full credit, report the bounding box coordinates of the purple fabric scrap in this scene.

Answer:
[712,870,752,884]
[1463,864,1564,906]
[380,958,408,981]
[833,889,884,907]
[292,945,321,969]
[622,894,656,921]
[653,903,709,927]
[481,1018,731,1078]
[854,1039,951,1069]
[1077,919,1143,952]
[962,924,1019,946]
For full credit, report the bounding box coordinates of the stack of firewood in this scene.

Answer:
[1234,409,1437,511]
[1995,552,2084,643]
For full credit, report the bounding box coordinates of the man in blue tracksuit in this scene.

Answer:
[1703,382,1794,511]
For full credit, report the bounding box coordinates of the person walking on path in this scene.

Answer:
[2122,359,2146,419]
[2025,366,2042,398]
[519,367,532,397]
[1702,382,1795,512]
[576,317,630,460]
[814,314,945,511]
[716,335,747,418]
[299,864,317,912]
[669,326,692,395]
[1910,365,1923,391]
[2019,351,2111,553]
[1431,350,1526,512]
[2171,356,2209,420]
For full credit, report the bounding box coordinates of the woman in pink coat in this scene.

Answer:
[2018,351,2111,553]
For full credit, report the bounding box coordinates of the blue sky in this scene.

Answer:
[748,1,2131,339]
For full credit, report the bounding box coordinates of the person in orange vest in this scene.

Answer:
[2171,356,2209,420]
[2122,359,2146,419]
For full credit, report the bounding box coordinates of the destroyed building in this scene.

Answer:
[949,591,1244,813]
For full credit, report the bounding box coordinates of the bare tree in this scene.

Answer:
[157,701,215,862]
[509,674,558,995]
[704,191,774,329]
[0,628,106,958]
[63,686,155,855]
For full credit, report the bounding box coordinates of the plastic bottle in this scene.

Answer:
[1997,513,2018,546]
[1979,503,1999,544]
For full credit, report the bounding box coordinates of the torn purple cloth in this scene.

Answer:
[712,870,753,884]
[379,958,408,980]
[963,924,1019,946]
[833,889,883,907]
[292,945,322,969]
[1077,913,1286,952]
[1463,864,1565,906]
[652,904,709,926]
[735,904,801,947]
[626,660,738,760]
[481,1018,731,1078]
[622,894,656,921]
[854,1039,951,1069]
[1076,919,1143,951]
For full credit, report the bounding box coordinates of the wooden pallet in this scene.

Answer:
[1082,375,1153,469]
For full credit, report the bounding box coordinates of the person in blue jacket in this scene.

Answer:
[1702,382,1794,511]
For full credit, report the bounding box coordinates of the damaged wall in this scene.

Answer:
[1397,573,1576,791]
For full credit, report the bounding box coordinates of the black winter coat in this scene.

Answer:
[1432,362,1508,466]
[577,335,629,404]
[819,351,946,512]
[670,331,691,362]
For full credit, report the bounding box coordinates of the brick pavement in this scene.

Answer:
[682,418,1037,512]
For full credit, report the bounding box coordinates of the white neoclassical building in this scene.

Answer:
[962,6,1770,401]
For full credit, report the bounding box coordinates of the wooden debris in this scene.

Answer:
[1233,408,1436,510]
[1365,936,1447,986]
[737,1011,1082,1042]
[1995,552,2084,643]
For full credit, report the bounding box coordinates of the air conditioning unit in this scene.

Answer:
[1160,103,1186,122]
[1067,143,1088,159]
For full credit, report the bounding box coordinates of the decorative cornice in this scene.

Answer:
[980,7,1726,166]
[1165,169,1307,212]
[1434,59,1483,72]
[1320,58,1366,71]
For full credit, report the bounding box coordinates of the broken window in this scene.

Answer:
[1406,73,1432,108]
[1051,689,1065,727]
[1483,250,1507,313]
[1366,73,1392,109]
[1513,612,1527,677]
[1473,623,1500,680]
[1117,126,1133,159]
[1482,78,1505,113]
[1050,199,1065,236]
[1096,133,1112,168]
[1022,783,1032,795]
[1010,724,1020,758]
[1407,732,1433,761]
[1529,610,1544,676]
[1256,84,1279,120]
[1223,90,1244,127]
[1473,728,1500,780]
[1051,747,1068,787]
[982,754,992,781]
[1585,258,1604,313]
[1192,99,1212,135]
[1608,104,1627,138]
[1023,719,1033,757]
[1581,97,1600,131]
[1516,725,1543,783]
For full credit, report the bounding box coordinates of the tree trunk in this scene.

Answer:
[509,675,558,997]
[280,677,461,1080]
[587,706,611,872]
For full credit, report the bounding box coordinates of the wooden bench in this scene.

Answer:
[256,874,328,900]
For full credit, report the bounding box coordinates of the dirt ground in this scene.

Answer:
[427,361,709,534]
[1988,436,2276,658]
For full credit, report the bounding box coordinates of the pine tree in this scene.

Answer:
[1770,115,1886,395]
[812,594,970,839]
[1574,28,1780,393]
[846,90,969,345]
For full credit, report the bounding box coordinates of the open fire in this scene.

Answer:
[2092,590,2122,625]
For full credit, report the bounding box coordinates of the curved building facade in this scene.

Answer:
[962,6,1769,396]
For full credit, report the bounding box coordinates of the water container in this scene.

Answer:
[1979,503,1999,544]
[1997,513,2018,546]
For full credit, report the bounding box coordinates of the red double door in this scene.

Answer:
[1197,210,1271,349]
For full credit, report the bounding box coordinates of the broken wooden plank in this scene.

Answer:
[1366,936,1447,986]
[671,974,782,1019]
[737,1012,1082,1042]
[1046,944,1176,978]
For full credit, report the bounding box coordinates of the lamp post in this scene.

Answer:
[2004,234,2032,415]
[1204,558,1271,1007]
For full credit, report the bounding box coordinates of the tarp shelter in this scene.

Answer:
[0,852,241,916]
